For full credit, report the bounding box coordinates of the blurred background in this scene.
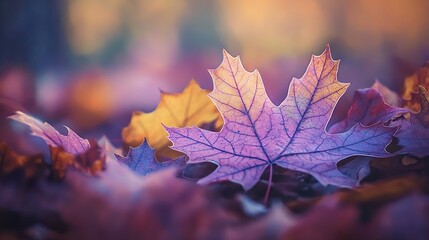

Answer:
[1,0,429,153]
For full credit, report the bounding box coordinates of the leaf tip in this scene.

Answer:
[221,48,230,57]
[322,43,332,59]
[222,49,239,62]
[186,79,204,92]
[8,110,30,122]
[314,43,338,63]
[163,124,178,137]
[188,79,198,85]
[325,43,331,52]
[140,138,152,149]
[158,88,166,94]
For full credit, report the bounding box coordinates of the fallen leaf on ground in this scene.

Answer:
[9,111,91,155]
[167,46,396,196]
[49,140,105,178]
[329,88,408,134]
[372,80,402,107]
[332,86,429,157]
[122,80,222,159]
[403,61,429,112]
[115,140,186,176]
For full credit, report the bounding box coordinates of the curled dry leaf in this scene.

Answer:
[335,85,429,157]
[8,112,105,177]
[122,80,223,159]
[413,86,429,127]
[332,82,426,183]
[372,80,402,107]
[395,88,429,157]
[403,61,429,112]
[329,88,409,134]
[49,140,105,178]
[167,46,396,198]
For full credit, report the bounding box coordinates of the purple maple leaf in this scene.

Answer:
[166,46,396,194]
[115,140,186,176]
[9,111,91,154]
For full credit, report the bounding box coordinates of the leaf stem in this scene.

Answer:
[263,164,273,205]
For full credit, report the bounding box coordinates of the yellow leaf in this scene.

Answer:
[122,80,223,159]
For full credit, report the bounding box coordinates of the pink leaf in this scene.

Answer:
[9,111,91,154]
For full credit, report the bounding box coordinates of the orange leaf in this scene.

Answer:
[402,62,429,112]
